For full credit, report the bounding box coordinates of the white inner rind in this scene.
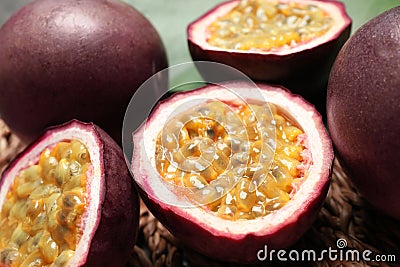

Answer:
[133,83,332,237]
[188,0,350,55]
[0,124,102,266]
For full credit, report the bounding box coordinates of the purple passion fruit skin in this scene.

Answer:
[327,7,400,220]
[132,82,333,263]
[0,120,139,266]
[0,0,168,145]
[187,0,351,99]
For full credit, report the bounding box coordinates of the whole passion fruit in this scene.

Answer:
[187,0,351,97]
[0,0,168,145]
[327,7,400,220]
[131,82,333,263]
[0,120,139,266]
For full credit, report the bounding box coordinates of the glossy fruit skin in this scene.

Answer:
[0,0,168,145]
[0,120,140,266]
[187,0,351,100]
[327,7,400,220]
[132,82,334,263]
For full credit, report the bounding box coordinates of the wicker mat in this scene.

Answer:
[1,119,399,267]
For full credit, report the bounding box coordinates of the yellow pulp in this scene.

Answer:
[0,140,91,266]
[156,101,306,220]
[207,0,333,51]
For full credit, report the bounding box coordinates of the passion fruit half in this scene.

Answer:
[187,0,351,97]
[327,7,400,220]
[0,0,168,145]
[0,120,139,266]
[132,82,333,263]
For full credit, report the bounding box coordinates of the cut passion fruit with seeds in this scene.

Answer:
[132,82,333,263]
[156,102,304,219]
[0,120,139,267]
[187,0,351,98]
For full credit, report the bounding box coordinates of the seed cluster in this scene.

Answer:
[155,101,305,220]
[207,0,333,51]
[0,140,90,266]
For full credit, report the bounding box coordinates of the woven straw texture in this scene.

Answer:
[0,119,399,267]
